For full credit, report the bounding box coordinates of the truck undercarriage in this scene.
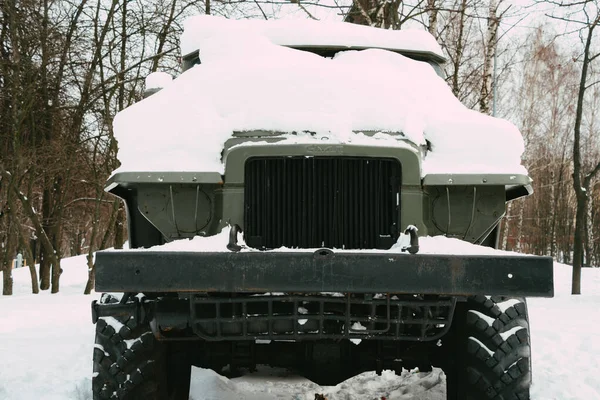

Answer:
[93,248,552,398]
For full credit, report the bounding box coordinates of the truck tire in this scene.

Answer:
[445,296,531,400]
[92,300,190,400]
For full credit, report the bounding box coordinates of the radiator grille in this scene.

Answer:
[244,157,401,250]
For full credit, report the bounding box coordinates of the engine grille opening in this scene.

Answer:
[244,157,402,250]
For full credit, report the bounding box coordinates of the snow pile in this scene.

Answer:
[1,250,600,399]
[113,15,526,177]
[0,256,100,400]
[180,16,445,57]
[147,228,233,252]
[189,367,446,400]
[128,227,524,257]
[528,264,600,400]
[145,71,173,90]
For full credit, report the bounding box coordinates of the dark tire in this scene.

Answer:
[445,296,531,400]
[92,300,191,400]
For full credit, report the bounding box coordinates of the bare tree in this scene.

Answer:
[549,1,600,294]
[344,0,427,29]
[478,0,503,114]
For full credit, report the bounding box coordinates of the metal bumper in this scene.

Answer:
[95,249,554,297]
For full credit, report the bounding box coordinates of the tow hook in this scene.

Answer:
[91,295,147,325]
[227,224,243,252]
[403,225,419,254]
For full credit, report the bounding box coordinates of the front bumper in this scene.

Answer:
[95,249,554,297]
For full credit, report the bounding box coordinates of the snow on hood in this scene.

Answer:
[112,15,526,176]
[121,226,523,257]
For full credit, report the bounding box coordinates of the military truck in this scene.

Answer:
[91,18,554,400]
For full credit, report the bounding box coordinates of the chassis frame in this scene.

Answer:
[92,249,554,384]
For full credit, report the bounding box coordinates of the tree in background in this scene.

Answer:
[0,0,204,294]
[558,0,600,294]
[501,26,578,258]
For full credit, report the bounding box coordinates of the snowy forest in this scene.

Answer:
[0,0,599,295]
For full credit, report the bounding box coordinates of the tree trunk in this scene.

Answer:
[427,0,438,38]
[74,231,82,256]
[479,0,499,114]
[1,179,16,295]
[572,193,586,294]
[501,202,512,250]
[515,201,525,252]
[550,163,566,258]
[570,16,600,294]
[564,214,573,264]
[344,0,401,29]
[451,0,468,98]
[84,253,95,295]
[39,187,51,290]
[1,226,15,296]
[0,168,61,293]
[51,258,61,293]
[17,221,39,294]
[2,267,13,296]
[84,189,104,294]
[585,193,594,266]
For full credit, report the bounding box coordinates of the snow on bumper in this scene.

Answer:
[95,249,554,297]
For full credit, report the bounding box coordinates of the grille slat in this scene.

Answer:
[244,157,401,250]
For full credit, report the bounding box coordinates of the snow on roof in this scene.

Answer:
[145,71,173,90]
[112,16,526,177]
[180,16,445,61]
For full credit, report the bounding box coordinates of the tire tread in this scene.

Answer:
[449,296,532,400]
[92,314,163,400]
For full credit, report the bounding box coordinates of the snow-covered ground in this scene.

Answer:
[0,251,599,400]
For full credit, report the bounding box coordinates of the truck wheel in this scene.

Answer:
[445,296,531,400]
[92,302,190,400]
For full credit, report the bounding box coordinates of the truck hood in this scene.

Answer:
[111,16,527,178]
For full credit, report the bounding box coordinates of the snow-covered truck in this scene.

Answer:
[91,16,554,400]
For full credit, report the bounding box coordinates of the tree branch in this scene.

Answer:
[584,161,600,186]
[296,0,319,20]
[584,79,600,90]
[349,0,373,25]
[63,197,114,209]
[253,0,269,19]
